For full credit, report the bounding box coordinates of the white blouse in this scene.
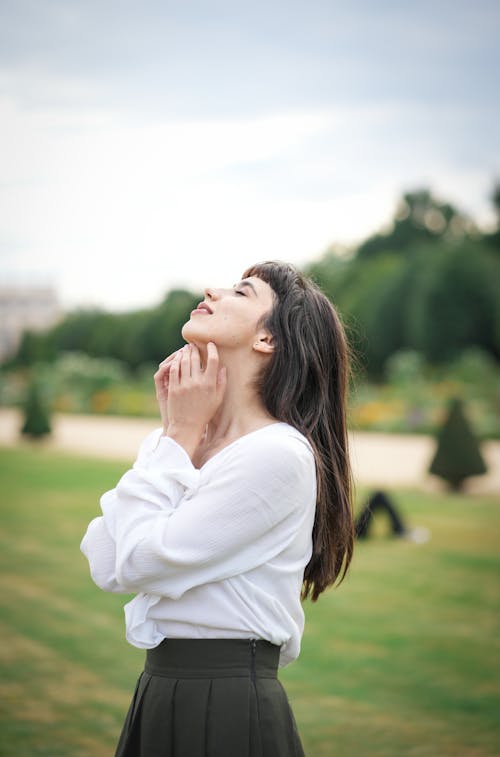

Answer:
[80,422,317,667]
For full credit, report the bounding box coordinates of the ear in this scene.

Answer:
[253,329,274,355]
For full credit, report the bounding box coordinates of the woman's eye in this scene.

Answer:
[235,290,246,296]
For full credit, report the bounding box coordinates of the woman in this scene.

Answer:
[81,261,354,757]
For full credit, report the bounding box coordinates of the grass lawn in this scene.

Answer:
[0,444,499,756]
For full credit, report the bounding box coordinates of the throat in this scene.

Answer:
[191,430,233,469]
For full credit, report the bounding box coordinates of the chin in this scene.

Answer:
[181,320,209,343]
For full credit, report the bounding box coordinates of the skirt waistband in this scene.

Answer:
[144,638,280,679]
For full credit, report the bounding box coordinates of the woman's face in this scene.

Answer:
[182,275,275,350]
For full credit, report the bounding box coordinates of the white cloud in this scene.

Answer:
[0,97,341,306]
[0,92,497,310]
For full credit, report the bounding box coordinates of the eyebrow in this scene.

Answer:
[235,279,258,295]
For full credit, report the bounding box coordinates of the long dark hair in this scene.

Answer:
[244,261,354,601]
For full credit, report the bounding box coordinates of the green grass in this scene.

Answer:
[0,445,499,756]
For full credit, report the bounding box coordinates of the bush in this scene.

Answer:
[385,350,426,386]
[54,352,126,394]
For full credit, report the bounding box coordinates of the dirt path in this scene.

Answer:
[1,408,499,495]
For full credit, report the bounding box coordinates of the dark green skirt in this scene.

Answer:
[115,638,305,757]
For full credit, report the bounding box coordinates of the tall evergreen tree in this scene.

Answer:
[21,376,52,439]
[429,398,487,490]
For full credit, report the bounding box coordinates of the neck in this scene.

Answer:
[198,345,275,445]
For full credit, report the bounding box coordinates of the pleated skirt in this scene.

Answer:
[115,638,305,757]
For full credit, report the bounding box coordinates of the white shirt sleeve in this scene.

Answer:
[80,511,127,593]
[80,427,166,593]
[81,427,316,600]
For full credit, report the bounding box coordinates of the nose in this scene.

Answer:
[204,287,223,301]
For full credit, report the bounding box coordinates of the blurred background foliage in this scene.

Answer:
[2,186,499,437]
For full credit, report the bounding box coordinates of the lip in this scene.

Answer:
[191,301,213,315]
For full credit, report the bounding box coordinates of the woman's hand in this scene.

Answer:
[164,342,227,459]
[153,349,182,432]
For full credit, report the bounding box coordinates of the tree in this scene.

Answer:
[407,241,500,362]
[429,398,487,490]
[306,253,405,376]
[21,375,51,439]
[492,183,500,222]
[306,210,500,376]
[12,330,55,366]
[356,189,473,260]
[485,181,500,253]
[11,288,200,371]
[142,289,200,365]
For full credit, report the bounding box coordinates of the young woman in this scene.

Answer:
[81,261,354,757]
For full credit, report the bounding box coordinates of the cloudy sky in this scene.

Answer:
[1,0,499,310]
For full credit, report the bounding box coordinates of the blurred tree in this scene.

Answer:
[143,289,200,365]
[306,188,500,376]
[356,189,474,260]
[406,241,500,362]
[9,289,200,371]
[50,309,106,354]
[360,256,414,375]
[13,330,55,366]
[492,182,500,221]
[306,253,403,375]
[21,373,51,439]
[121,312,151,368]
[429,398,487,490]
[485,181,500,253]
[86,313,122,358]
[6,186,499,382]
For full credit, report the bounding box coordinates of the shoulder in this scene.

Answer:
[238,423,316,513]
[251,422,314,458]
[233,422,316,485]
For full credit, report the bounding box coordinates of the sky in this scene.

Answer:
[1,0,499,311]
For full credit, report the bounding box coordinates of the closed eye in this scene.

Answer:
[232,280,256,296]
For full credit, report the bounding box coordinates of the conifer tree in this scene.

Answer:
[21,376,51,439]
[429,398,487,490]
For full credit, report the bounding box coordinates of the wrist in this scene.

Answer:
[164,423,204,459]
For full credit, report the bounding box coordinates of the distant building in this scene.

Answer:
[0,285,61,361]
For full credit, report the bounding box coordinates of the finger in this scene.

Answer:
[155,365,171,398]
[190,344,202,378]
[169,352,181,387]
[158,349,182,368]
[153,360,172,382]
[155,351,179,384]
[180,344,191,380]
[204,342,219,383]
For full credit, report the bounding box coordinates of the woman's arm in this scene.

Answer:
[80,426,181,593]
[80,508,127,593]
[101,431,315,599]
[81,345,315,598]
